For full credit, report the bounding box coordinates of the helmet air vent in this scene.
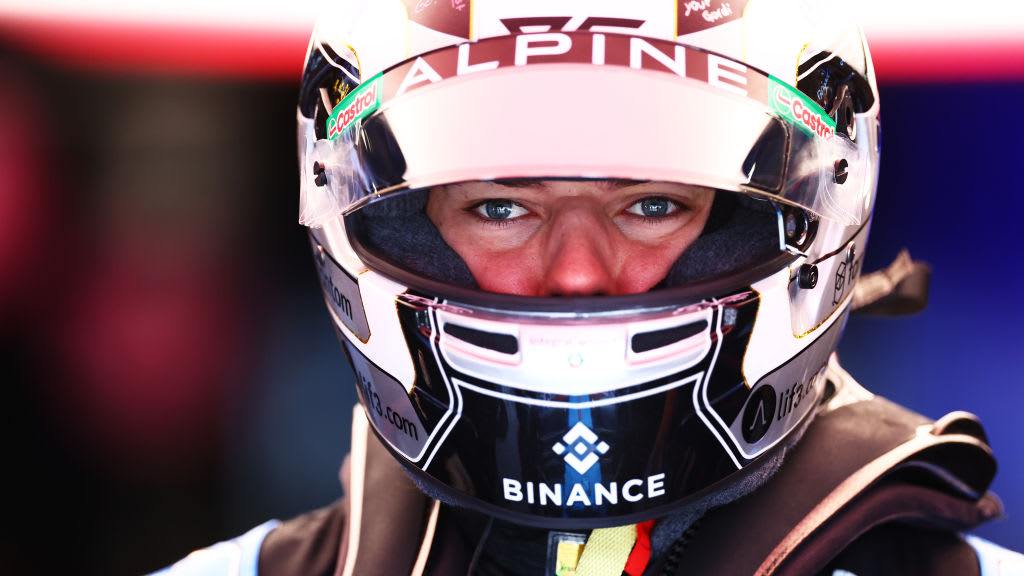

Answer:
[630,320,709,354]
[443,323,519,355]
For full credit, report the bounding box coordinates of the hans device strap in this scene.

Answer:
[659,364,1001,575]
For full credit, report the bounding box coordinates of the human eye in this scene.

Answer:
[471,199,530,221]
[625,196,681,219]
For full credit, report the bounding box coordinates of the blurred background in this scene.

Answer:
[1,2,1022,574]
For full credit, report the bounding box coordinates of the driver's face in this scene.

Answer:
[427,180,715,296]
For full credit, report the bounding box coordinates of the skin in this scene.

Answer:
[426,180,715,296]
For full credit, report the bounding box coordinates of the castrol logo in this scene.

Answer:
[771,81,835,141]
[327,75,382,139]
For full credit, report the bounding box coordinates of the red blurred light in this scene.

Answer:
[4,16,1024,82]
[869,36,1024,83]
[0,16,309,79]
[55,245,241,461]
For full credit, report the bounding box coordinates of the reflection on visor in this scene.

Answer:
[299,31,876,228]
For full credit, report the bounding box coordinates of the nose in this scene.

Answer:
[540,208,617,296]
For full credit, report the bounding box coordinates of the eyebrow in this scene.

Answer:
[491,178,641,190]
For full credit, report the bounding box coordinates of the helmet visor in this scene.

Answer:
[300,31,875,229]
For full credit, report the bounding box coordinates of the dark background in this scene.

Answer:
[2,33,1022,576]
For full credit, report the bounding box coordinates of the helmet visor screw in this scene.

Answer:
[313,161,328,187]
[798,264,818,289]
[834,159,849,184]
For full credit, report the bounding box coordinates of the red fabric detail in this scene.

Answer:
[624,520,655,576]
[402,0,470,39]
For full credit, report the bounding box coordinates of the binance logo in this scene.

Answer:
[552,422,609,474]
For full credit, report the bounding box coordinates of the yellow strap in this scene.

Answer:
[575,524,637,576]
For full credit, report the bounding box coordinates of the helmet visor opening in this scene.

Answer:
[346,184,788,301]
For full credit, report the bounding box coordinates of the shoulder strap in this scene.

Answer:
[338,406,437,576]
[667,361,1002,576]
[258,407,452,576]
[256,501,346,576]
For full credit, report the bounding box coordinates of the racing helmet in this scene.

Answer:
[297,0,880,529]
